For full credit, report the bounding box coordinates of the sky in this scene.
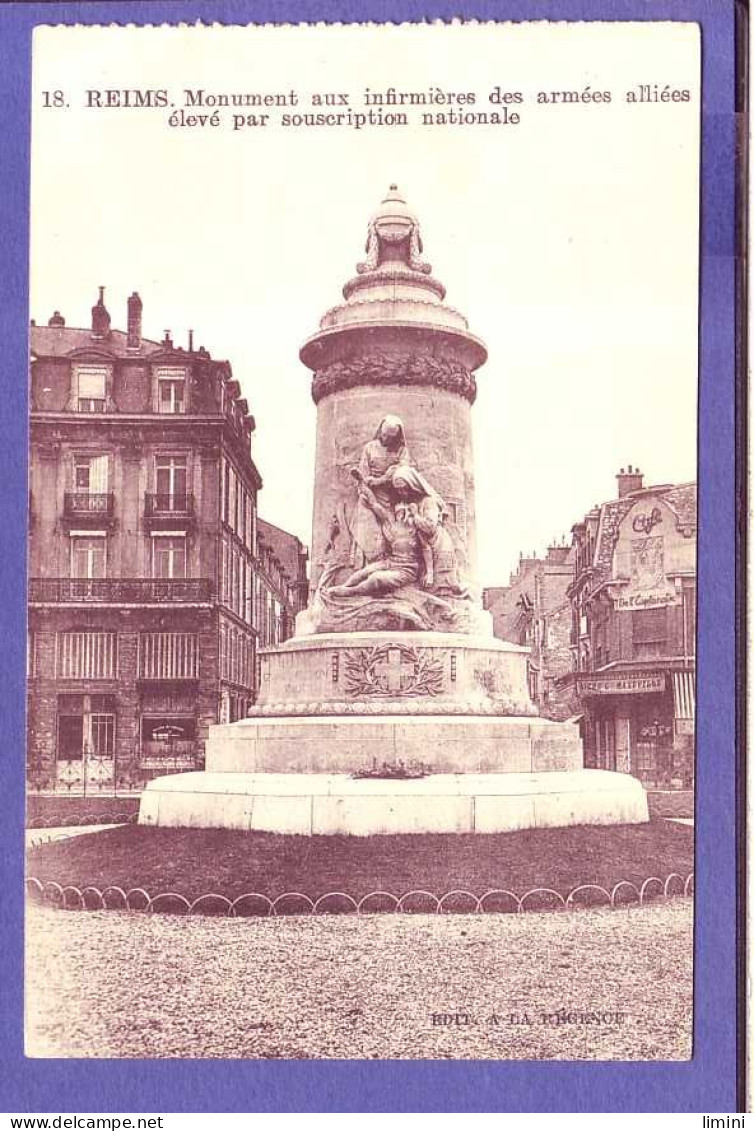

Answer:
[30,21,700,587]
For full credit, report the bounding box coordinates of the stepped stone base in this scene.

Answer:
[139,769,649,835]
[139,634,649,836]
[206,714,582,775]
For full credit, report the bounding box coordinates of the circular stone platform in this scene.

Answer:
[139,769,649,836]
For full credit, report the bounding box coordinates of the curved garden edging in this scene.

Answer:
[27,812,139,830]
[26,871,694,917]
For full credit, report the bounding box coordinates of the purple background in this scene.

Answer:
[0,0,739,1112]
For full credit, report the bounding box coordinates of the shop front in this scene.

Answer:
[579,668,694,789]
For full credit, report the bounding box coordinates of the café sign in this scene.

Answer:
[579,673,666,696]
[613,588,679,610]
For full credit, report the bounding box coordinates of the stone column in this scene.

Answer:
[299,186,489,636]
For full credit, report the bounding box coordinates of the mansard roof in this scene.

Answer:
[30,324,164,359]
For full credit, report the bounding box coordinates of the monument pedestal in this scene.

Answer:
[200,630,574,775]
[139,632,648,834]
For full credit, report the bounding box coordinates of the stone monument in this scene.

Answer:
[140,185,648,834]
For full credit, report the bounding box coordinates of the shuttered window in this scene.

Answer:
[139,633,198,679]
[75,454,109,491]
[57,632,117,679]
[220,623,253,687]
[76,366,108,412]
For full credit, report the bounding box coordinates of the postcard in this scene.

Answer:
[2,6,741,1115]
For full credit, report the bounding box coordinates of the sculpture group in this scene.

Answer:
[304,414,473,635]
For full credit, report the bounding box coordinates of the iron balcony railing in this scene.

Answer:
[63,492,115,517]
[29,578,214,604]
[144,493,195,517]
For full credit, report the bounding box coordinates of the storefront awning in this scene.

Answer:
[672,670,695,720]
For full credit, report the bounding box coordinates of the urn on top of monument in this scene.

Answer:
[300,184,487,383]
[299,185,492,637]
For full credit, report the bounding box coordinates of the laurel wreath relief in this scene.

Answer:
[343,644,444,698]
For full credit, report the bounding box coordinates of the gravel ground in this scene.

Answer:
[26,900,692,1060]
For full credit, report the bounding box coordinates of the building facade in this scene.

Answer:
[483,543,578,721]
[562,467,697,789]
[256,518,309,648]
[28,288,306,790]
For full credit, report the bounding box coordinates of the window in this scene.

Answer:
[245,560,253,624]
[232,550,240,613]
[57,693,115,762]
[632,607,667,644]
[57,632,117,679]
[632,606,668,660]
[70,535,106,579]
[220,623,253,687]
[90,712,115,757]
[74,454,109,493]
[229,469,237,532]
[155,456,188,508]
[152,536,187,579]
[58,712,84,761]
[142,717,196,744]
[156,367,186,414]
[246,495,254,552]
[596,719,616,770]
[682,585,696,657]
[139,633,198,679]
[527,661,538,702]
[76,366,108,412]
[223,461,231,524]
[222,538,230,605]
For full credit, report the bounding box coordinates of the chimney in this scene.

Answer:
[162,329,173,349]
[188,329,194,352]
[91,286,111,339]
[546,544,571,565]
[126,292,142,351]
[48,311,65,327]
[616,465,644,498]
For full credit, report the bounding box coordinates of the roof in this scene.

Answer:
[29,323,228,368]
[30,324,165,359]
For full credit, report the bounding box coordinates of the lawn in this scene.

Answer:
[647,790,694,820]
[27,795,140,827]
[27,820,693,901]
